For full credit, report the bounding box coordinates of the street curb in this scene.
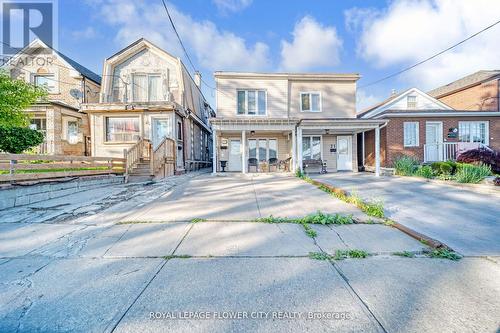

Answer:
[308,178,452,250]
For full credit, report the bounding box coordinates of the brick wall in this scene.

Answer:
[437,79,499,111]
[364,117,500,167]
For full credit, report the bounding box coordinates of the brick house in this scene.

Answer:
[358,87,500,169]
[1,39,101,155]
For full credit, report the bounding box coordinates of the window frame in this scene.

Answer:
[34,74,57,93]
[302,135,323,160]
[403,122,420,147]
[407,95,417,109]
[247,138,278,162]
[132,73,163,102]
[104,116,141,144]
[458,121,489,145]
[300,92,322,112]
[236,89,267,116]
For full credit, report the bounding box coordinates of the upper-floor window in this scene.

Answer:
[403,122,419,147]
[237,90,266,115]
[459,121,489,145]
[300,92,321,112]
[407,95,417,108]
[34,74,56,93]
[132,73,162,102]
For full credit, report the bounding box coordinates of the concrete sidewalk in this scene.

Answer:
[313,172,500,256]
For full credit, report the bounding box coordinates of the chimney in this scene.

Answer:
[194,71,202,88]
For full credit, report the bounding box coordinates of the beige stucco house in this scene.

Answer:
[82,39,213,175]
[211,72,387,175]
[2,39,101,155]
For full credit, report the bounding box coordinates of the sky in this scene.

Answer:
[48,0,500,110]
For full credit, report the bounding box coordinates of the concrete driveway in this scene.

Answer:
[0,172,499,332]
[313,172,500,256]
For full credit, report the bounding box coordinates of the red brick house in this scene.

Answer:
[358,86,500,169]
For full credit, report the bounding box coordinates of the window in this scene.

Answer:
[132,73,162,102]
[459,121,489,145]
[302,136,321,160]
[407,96,417,108]
[237,90,266,115]
[105,117,140,142]
[29,118,47,132]
[34,74,56,93]
[404,122,419,147]
[67,121,79,144]
[248,138,277,161]
[177,121,183,140]
[300,92,321,112]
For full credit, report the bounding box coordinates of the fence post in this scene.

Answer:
[9,159,15,175]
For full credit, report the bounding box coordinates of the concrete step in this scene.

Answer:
[127,175,154,183]
[175,168,186,176]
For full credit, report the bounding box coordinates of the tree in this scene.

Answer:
[0,125,44,153]
[0,70,47,127]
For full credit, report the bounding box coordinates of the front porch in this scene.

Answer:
[210,118,388,176]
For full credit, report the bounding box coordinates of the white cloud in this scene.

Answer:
[280,16,343,72]
[356,89,382,112]
[88,0,270,72]
[347,0,500,89]
[212,0,252,13]
[71,27,98,39]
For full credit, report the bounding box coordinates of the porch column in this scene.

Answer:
[212,129,217,174]
[361,132,365,167]
[297,127,303,172]
[375,126,381,177]
[291,128,297,173]
[241,130,246,174]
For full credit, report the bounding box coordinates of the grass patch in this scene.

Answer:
[454,163,491,183]
[164,254,192,260]
[428,248,462,261]
[0,166,109,175]
[308,252,333,260]
[393,251,415,258]
[334,249,369,260]
[190,218,207,223]
[256,211,354,225]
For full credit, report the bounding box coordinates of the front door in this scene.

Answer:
[426,122,443,161]
[152,118,170,149]
[337,136,352,171]
[228,139,242,171]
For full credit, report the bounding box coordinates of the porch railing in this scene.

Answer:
[124,138,152,176]
[423,142,487,162]
[152,137,176,178]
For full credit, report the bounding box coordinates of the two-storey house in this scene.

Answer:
[211,72,387,175]
[2,38,101,155]
[82,39,213,175]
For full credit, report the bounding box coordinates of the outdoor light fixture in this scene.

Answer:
[250,130,255,135]
[325,129,330,134]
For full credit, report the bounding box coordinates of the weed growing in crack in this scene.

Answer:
[191,218,207,223]
[393,251,415,258]
[256,211,354,225]
[308,252,333,260]
[428,248,462,261]
[334,249,369,260]
[164,254,192,260]
[302,223,317,238]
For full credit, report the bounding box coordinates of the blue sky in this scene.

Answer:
[53,0,500,110]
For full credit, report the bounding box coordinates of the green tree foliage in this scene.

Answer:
[0,125,44,153]
[0,70,47,126]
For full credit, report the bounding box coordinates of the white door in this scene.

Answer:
[426,122,443,161]
[152,118,170,149]
[337,136,352,171]
[228,139,242,171]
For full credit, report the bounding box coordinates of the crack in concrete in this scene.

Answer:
[250,175,262,218]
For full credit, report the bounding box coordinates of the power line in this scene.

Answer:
[359,18,500,89]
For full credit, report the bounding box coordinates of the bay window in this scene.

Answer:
[302,136,321,160]
[237,90,266,115]
[459,121,489,145]
[105,117,140,142]
[300,92,321,112]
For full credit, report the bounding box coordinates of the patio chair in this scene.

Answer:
[248,158,258,172]
[268,157,279,172]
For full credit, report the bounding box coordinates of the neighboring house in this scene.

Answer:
[358,87,500,169]
[81,38,213,174]
[2,38,101,155]
[211,72,387,175]
[429,70,500,111]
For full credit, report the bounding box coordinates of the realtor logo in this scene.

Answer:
[1,0,58,55]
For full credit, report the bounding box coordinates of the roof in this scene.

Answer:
[214,71,361,81]
[368,109,500,119]
[428,70,500,98]
[55,50,101,85]
[357,90,404,117]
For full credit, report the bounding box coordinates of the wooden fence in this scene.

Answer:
[0,153,125,183]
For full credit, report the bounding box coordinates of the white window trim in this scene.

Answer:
[236,89,267,116]
[247,138,279,161]
[132,73,163,102]
[458,121,489,145]
[302,135,323,160]
[407,95,417,109]
[403,122,419,147]
[300,92,322,112]
[104,116,141,144]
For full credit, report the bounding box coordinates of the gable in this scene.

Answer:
[360,88,452,119]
